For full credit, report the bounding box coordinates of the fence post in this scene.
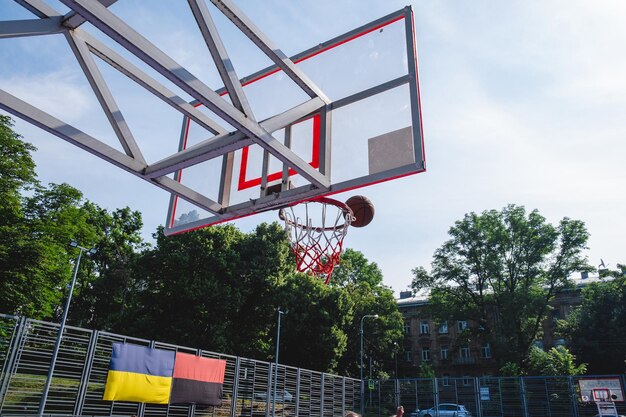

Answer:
[396,377,400,407]
[341,376,346,417]
[568,376,579,417]
[229,356,240,417]
[74,329,98,415]
[295,368,301,417]
[265,362,272,417]
[520,377,529,417]
[474,377,482,417]
[498,378,504,417]
[377,378,381,417]
[434,377,439,416]
[0,316,27,411]
[320,373,325,417]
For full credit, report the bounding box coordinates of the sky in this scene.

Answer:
[1,0,625,296]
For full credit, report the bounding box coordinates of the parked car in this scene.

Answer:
[253,390,293,403]
[416,403,472,417]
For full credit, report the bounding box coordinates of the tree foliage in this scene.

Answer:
[0,116,405,376]
[275,274,352,372]
[527,346,587,376]
[562,272,626,374]
[332,249,404,378]
[412,205,591,368]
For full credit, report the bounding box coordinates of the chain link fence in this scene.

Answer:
[0,314,361,417]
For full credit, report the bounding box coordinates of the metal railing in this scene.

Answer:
[0,314,361,417]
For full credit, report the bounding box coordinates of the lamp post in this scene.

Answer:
[272,307,287,417]
[360,314,379,415]
[39,241,95,415]
[393,341,399,407]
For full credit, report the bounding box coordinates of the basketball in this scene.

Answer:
[345,195,375,228]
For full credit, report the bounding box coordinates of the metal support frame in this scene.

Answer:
[2,1,423,233]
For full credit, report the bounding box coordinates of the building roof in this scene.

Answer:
[396,275,617,307]
[396,293,429,308]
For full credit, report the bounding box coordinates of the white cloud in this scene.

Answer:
[1,70,93,124]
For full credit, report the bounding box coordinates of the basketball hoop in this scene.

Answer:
[279,197,355,284]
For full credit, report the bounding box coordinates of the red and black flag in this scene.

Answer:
[169,352,226,406]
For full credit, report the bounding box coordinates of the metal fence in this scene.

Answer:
[2,313,625,417]
[367,375,626,417]
[0,314,361,417]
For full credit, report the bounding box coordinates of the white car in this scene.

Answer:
[415,403,472,417]
[253,390,294,403]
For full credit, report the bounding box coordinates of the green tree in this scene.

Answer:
[411,205,591,368]
[527,346,587,376]
[0,115,40,316]
[130,223,291,358]
[418,362,435,378]
[0,116,145,321]
[332,249,404,378]
[0,117,99,319]
[562,272,626,374]
[70,205,146,331]
[275,273,353,372]
[18,183,100,319]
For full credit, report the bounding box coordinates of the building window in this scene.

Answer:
[462,376,472,386]
[460,345,471,360]
[440,345,449,360]
[403,321,411,335]
[404,350,413,362]
[480,343,492,358]
[442,374,450,386]
[421,347,431,362]
[420,320,430,334]
[457,320,468,331]
[438,321,449,334]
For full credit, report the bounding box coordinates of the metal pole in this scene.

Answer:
[360,314,378,416]
[39,246,85,414]
[272,307,286,417]
[394,344,399,380]
[394,341,399,407]
[369,356,373,408]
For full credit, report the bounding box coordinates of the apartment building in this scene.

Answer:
[396,293,498,379]
[396,274,604,378]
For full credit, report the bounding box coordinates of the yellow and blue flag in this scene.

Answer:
[103,343,175,404]
[102,343,226,405]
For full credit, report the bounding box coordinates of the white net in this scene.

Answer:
[279,198,354,284]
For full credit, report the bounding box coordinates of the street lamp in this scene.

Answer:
[360,314,379,415]
[39,241,96,414]
[272,307,287,417]
[393,341,399,407]
[393,341,399,380]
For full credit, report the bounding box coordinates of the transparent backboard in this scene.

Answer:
[166,7,425,235]
[0,2,424,237]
